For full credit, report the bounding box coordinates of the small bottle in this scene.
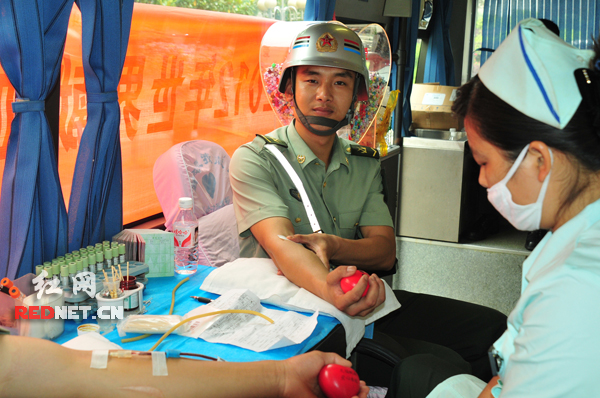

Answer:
[118,244,126,263]
[172,197,198,275]
[60,265,70,288]
[120,275,139,311]
[88,253,97,274]
[35,265,44,277]
[95,251,104,274]
[111,246,119,266]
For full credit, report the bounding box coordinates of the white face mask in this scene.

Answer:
[487,144,553,231]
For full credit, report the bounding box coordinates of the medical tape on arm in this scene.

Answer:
[265,144,322,233]
[151,351,168,376]
[91,350,109,369]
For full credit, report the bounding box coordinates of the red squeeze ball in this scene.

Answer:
[340,270,370,297]
[318,364,361,398]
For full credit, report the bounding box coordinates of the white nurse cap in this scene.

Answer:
[478,18,594,129]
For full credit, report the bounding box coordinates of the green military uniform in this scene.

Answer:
[229,122,393,258]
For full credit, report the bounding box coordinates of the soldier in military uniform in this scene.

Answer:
[230,22,506,386]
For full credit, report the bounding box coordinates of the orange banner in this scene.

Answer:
[0,4,278,224]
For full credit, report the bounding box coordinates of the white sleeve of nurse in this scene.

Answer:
[499,261,600,397]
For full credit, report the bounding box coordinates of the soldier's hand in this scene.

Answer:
[324,266,386,317]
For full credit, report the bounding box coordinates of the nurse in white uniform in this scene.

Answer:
[401,18,600,398]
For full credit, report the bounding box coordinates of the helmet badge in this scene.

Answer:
[316,32,338,53]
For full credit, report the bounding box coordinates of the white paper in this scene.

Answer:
[199,258,401,358]
[61,332,123,351]
[182,289,318,352]
[422,92,446,105]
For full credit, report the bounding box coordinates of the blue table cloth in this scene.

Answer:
[53,265,340,362]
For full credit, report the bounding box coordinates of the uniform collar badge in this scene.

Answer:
[297,155,306,164]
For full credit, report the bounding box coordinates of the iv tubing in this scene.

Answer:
[148,310,274,352]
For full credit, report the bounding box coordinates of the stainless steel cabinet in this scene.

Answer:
[397,130,479,242]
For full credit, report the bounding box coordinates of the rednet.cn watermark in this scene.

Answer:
[15,306,124,320]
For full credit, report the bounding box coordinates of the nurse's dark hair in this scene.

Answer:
[452,41,600,173]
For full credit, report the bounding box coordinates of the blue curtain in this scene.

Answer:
[0,0,74,279]
[401,0,423,136]
[481,0,600,66]
[68,0,134,251]
[304,0,335,20]
[423,0,455,85]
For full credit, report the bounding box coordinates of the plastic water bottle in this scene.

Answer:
[173,197,198,275]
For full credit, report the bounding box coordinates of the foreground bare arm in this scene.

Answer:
[0,335,368,398]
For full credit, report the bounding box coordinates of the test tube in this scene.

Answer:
[35,265,43,277]
[111,246,119,266]
[72,250,80,257]
[65,253,73,262]
[103,248,113,270]
[95,250,104,274]
[9,286,27,302]
[44,265,53,281]
[76,258,83,275]
[52,263,61,284]
[87,245,95,252]
[82,255,89,273]
[60,265,70,288]
[88,253,97,274]
[119,244,126,263]
[68,262,77,286]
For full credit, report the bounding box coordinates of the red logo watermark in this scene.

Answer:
[15,305,123,320]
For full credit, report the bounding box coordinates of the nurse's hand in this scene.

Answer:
[286,232,338,269]
[279,351,369,398]
[324,266,386,317]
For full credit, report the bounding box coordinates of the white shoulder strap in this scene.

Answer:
[264,144,322,234]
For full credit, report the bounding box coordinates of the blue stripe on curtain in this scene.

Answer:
[401,0,424,136]
[0,0,73,279]
[304,0,335,20]
[481,0,600,66]
[423,0,455,85]
[68,0,134,251]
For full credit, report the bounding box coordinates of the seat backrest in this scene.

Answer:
[153,140,233,231]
